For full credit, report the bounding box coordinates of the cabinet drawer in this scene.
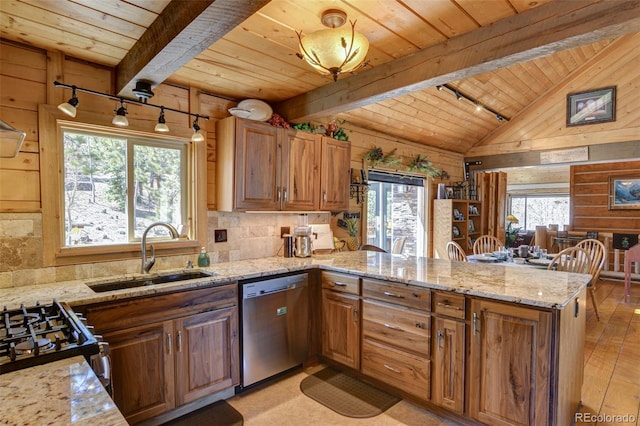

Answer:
[432,292,466,320]
[321,271,360,295]
[362,339,430,400]
[362,278,430,311]
[362,299,430,356]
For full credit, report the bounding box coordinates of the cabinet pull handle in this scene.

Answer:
[574,297,579,318]
[277,187,281,201]
[437,301,461,310]
[283,189,288,202]
[437,330,443,347]
[383,323,403,331]
[177,331,182,353]
[472,312,479,336]
[383,364,401,374]
[167,333,172,355]
[332,281,347,287]
[323,191,327,202]
[383,291,404,299]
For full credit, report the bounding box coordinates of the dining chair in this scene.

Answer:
[473,235,502,255]
[358,244,387,253]
[575,238,607,320]
[547,247,591,276]
[391,237,407,254]
[446,241,468,262]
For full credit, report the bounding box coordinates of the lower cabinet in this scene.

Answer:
[468,298,552,426]
[83,284,239,424]
[321,289,360,370]
[431,292,465,414]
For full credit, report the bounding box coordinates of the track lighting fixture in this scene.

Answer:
[436,83,510,122]
[191,117,204,143]
[58,86,79,118]
[112,99,129,127]
[154,107,169,133]
[53,81,209,137]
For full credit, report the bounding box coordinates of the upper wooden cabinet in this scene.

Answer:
[216,117,350,212]
[319,137,351,211]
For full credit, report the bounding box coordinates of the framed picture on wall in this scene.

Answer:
[566,86,616,127]
[608,175,640,210]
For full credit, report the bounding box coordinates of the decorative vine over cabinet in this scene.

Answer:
[216,116,350,211]
[433,199,482,258]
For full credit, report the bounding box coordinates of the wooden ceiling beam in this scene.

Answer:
[276,0,640,122]
[115,0,272,98]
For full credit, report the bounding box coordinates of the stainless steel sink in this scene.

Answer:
[88,271,217,293]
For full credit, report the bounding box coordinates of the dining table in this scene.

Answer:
[468,253,554,269]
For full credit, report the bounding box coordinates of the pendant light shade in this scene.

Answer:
[58,86,79,117]
[297,9,369,82]
[0,119,26,158]
[154,107,169,132]
[191,118,204,142]
[112,100,129,127]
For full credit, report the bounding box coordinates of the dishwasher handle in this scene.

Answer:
[242,274,308,299]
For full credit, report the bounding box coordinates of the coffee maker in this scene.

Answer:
[294,214,312,257]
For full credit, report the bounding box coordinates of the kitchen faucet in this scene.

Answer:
[141,222,179,274]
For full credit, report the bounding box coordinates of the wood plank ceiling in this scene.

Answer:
[1,0,638,154]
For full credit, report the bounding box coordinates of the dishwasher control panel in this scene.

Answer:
[242,273,308,299]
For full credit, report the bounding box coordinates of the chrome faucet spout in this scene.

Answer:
[141,222,179,274]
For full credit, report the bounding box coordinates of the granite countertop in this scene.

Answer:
[1,356,127,426]
[0,251,591,311]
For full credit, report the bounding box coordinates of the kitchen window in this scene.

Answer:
[39,105,205,266]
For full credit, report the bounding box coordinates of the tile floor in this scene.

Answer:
[226,364,456,426]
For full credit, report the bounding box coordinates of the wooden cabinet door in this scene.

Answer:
[281,129,319,210]
[234,119,280,210]
[103,320,175,424]
[469,299,552,426]
[174,306,239,405]
[432,317,465,414]
[319,137,350,211]
[322,289,360,370]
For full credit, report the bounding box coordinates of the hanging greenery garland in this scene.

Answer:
[407,154,440,177]
[363,146,401,167]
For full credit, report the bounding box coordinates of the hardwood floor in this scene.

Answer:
[576,280,640,426]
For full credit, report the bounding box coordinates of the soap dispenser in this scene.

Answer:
[197,247,210,267]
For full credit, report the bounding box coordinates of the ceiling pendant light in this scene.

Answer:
[296,9,369,82]
[154,107,169,132]
[112,99,129,127]
[58,86,79,117]
[191,117,204,142]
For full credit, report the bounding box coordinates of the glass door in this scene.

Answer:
[366,172,425,255]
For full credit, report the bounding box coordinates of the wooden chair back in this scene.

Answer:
[575,238,607,283]
[624,243,640,301]
[446,241,468,262]
[547,247,591,274]
[473,235,502,255]
[392,237,407,254]
[358,244,387,253]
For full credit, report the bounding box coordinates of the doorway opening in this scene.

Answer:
[365,171,425,255]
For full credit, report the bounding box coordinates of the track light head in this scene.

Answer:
[58,87,79,117]
[112,99,129,127]
[496,114,504,122]
[191,117,204,142]
[455,91,463,101]
[436,85,444,91]
[154,107,169,132]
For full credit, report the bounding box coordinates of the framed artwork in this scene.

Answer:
[608,176,640,210]
[452,225,460,238]
[613,233,639,250]
[468,220,475,233]
[566,86,616,127]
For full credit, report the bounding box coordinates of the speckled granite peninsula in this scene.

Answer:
[0,251,589,310]
[1,251,591,425]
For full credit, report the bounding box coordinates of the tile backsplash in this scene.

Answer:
[0,211,329,288]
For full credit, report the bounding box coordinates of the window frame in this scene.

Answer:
[508,193,570,231]
[39,104,206,267]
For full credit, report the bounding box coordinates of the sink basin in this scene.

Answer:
[88,271,216,293]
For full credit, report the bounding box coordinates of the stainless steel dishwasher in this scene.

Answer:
[240,273,309,388]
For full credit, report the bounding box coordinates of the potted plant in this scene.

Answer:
[345,217,360,251]
[505,214,521,247]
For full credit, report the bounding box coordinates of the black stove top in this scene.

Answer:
[0,300,100,374]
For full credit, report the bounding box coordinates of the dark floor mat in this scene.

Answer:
[161,399,243,426]
[300,367,400,418]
